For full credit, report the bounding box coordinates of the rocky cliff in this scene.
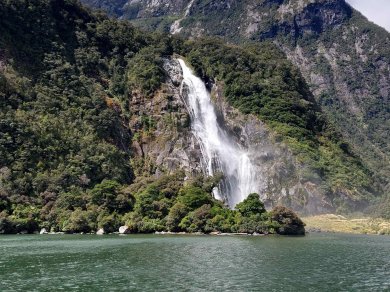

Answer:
[128,59,202,177]
[81,0,390,191]
[0,0,382,225]
[135,58,365,214]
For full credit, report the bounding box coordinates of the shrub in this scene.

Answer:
[178,186,213,210]
[179,204,213,233]
[97,212,121,233]
[166,202,188,232]
[271,206,305,235]
[235,193,266,217]
[62,208,93,233]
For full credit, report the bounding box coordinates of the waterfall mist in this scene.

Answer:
[178,59,258,207]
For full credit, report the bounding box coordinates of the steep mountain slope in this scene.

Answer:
[0,0,383,233]
[82,0,390,193]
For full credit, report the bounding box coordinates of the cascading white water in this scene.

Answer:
[178,59,258,207]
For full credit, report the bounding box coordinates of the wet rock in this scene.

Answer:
[155,231,176,235]
[40,228,48,234]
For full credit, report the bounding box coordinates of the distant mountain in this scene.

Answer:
[82,0,390,193]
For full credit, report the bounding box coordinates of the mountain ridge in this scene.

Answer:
[81,0,390,189]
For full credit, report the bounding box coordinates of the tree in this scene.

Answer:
[178,186,212,210]
[235,193,265,217]
[166,202,188,231]
[90,180,121,210]
[271,206,305,235]
[62,208,92,233]
[179,204,212,233]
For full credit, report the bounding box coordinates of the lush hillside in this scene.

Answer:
[179,39,377,204]
[0,0,382,233]
[81,0,390,212]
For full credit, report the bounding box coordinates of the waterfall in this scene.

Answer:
[178,59,258,207]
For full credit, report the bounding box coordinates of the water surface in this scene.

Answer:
[0,233,389,291]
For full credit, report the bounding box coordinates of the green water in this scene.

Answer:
[0,234,389,291]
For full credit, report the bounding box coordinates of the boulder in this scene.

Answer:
[96,228,105,235]
[119,226,131,234]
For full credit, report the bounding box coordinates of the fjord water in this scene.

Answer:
[179,59,257,207]
[0,234,389,291]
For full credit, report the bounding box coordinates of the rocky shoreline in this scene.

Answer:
[28,227,271,236]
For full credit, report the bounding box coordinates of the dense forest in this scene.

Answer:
[81,0,390,217]
[83,0,390,185]
[0,0,386,234]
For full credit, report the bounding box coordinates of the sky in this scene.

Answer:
[345,0,390,31]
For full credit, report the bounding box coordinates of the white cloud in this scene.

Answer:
[345,0,390,31]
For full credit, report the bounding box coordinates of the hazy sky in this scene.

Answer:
[345,0,390,31]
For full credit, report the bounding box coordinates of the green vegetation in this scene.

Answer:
[117,174,302,235]
[84,0,389,214]
[0,171,304,235]
[0,0,166,233]
[236,193,266,217]
[0,0,382,233]
[303,214,390,235]
[271,206,306,235]
[178,39,377,206]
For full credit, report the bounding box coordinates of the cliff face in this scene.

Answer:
[269,0,390,183]
[124,0,190,17]
[128,59,203,177]
[136,58,364,214]
[211,84,337,214]
[81,0,390,190]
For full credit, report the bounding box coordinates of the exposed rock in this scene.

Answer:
[0,49,6,70]
[252,232,265,236]
[96,228,105,235]
[119,225,131,234]
[212,82,337,213]
[128,58,203,177]
[85,0,390,209]
[127,57,356,214]
[155,231,176,235]
[39,228,48,234]
[170,0,195,34]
